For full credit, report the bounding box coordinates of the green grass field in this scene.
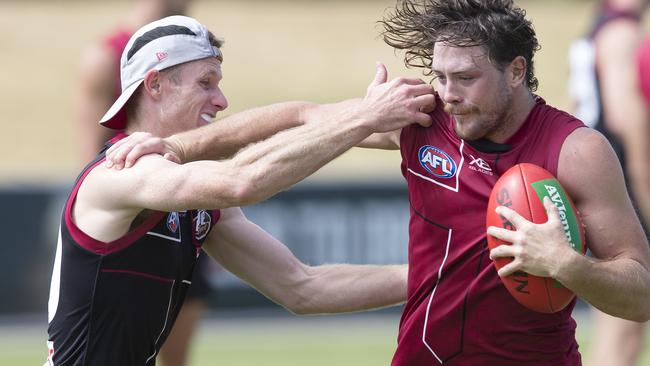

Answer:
[2,310,649,366]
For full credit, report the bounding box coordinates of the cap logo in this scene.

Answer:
[156,52,168,61]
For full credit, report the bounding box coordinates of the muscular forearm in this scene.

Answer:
[288,264,407,315]
[171,101,316,162]
[227,104,373,206]
[556,253,650,321]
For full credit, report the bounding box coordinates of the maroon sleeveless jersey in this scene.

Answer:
[393,96,585,366]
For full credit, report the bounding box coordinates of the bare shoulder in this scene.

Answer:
[559,127,649,261]
[558,127,620,195]
[79,154,173,211]
[557,127,627,231]
[72,154,176,242]
[560,127,611,158]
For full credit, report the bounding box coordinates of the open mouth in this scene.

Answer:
[200,113,214,123]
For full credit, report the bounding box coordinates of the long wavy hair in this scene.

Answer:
[380,0,540,91]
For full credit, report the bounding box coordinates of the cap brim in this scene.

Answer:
[99,79,144,129]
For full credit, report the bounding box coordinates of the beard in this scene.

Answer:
[446,84,513,142]
[443,103,480,116]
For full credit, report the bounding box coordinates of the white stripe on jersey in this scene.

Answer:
[422,228,454,364]
[47,229,63,324]
[146,231,181,243]
[146,280,176,364]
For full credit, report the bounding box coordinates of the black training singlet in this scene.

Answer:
[44,134,219,366]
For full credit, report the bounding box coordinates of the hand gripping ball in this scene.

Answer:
[486,163,586,313]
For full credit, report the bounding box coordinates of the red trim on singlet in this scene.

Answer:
[211,209,221,223]
[100,269,174,283]
[64,157,166,256]
[109,131,128,144]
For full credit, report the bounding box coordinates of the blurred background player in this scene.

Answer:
[568,0,650,365]
[73,1,212,366]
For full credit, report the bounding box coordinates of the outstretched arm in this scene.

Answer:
[105,64,424,167]
[204,207,407,314]
[105,101,314,168]
[76,64,433,240]
[488,128,650,321]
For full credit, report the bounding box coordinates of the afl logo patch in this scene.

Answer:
[167,212,180,233]
[193,210,212,240]
[418,145,457,179]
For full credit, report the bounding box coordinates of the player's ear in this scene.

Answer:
[143,70,163,99]
[508,56,527,88]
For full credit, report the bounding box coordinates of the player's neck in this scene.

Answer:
[488,91,536,144]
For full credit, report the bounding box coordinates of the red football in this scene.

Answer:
[486,163,586,313]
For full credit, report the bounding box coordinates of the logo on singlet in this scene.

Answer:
[468,154,493,175]
[193,210,212,240]
[418,145,457,179]
[167,212,180,233]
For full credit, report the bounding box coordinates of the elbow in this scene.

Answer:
[596,306,650,323]
[223,166,266,207]
[283,293,324,316]
[283,300,312,316]
[620,292,650,322]
[277,266,319,316]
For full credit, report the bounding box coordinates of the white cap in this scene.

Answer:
[99,15,221,129]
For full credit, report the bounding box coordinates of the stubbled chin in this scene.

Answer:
[454,121,481,141]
